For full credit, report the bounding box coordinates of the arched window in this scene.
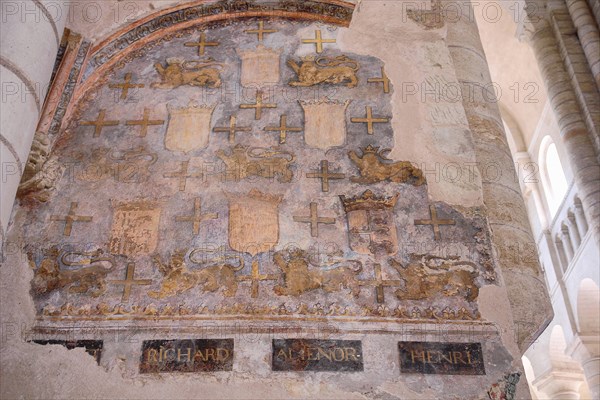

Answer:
[540,138,568,216]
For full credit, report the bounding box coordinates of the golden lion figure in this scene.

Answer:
[151,58,222,89]
[216,145,295,183]
[348,145,425,186]
[29,248,114,297]
[148,250,243,299]
[389,254,480,301]
[287,55,359,88]
[273,249,363,297]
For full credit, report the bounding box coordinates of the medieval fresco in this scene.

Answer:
[22,17,497,323]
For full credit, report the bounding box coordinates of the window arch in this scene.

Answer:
[539,137,568,217]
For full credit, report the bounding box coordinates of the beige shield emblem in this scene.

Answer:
[165,103,215,153]
[299,99,350,150]
[237,45,281,87]
[227,189,283,256]
[109,202,161,256]
[340,190,399,257]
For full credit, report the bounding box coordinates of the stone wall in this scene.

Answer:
[0,1,552,398]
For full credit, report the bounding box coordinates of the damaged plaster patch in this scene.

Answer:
[337,2,483,208]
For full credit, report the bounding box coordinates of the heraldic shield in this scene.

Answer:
[227,189,283,256]
[165,103,215,153]
[237,45,281,88]
[109,201,161,256]
[300,99,350,150]
[340,190,399,257]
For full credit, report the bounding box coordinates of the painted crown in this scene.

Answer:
[339,190,399,212]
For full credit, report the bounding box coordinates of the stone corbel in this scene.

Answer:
[16,132,64,202]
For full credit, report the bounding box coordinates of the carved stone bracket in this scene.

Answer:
[17,132,65,202]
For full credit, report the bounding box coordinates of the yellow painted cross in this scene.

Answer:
[163,160,204,192]
[351,106,390,135]
[263,115,302,144]
[79,109,119,138]
[293,202,335,238]
[414,205,456,241]
[175,197,218,235]
[302,29,336,53]
[50,202,93,236]
[184,32,220,56]
[239,91,277,120]
[368,67,391,93]
[245,21,277,42]
[125,108,164,137]
[213,115,251,143]
[358,264,403,303]
[108,73,145,99]
[237,260,279,298]
[306,160,345,192]
[109,262,152,302]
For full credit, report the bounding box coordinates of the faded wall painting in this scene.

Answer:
[22,16,498,324]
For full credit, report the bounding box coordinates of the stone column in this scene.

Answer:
[569,335,600,399]
[446,1,553,351]
[573,197,589,235]
[533,369,585,399]
[581,356,600,397]
[555,236,569,269]
[0,0,67,239]
[562,225,576,260]
[549,4,600,158]
[517,151,550,228]
[566,0,600,90]
[567,212,582,246]
[525,14,600,247]
[587,0,600,41]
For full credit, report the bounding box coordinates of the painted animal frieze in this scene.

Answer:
[148,250,244,299]
[287,55,359,87]
[151,58,223,89]
[72,146,157,183]
[389,254,480,302]
[273,248,362,297]
[29,248,114,297]
[216,145,295,183]
[348,145,425,185]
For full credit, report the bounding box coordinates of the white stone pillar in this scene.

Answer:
[566,0,600,90]
[446,0,553,353]
[561,225,576,260]
[569,335,600,399]
[589,0,600,28]
[533,370,584,399]
[517,151,550,228]
[567,212,582,247]
[525,10,600,247]
[0,0,67,239]
[555,236,569,270]
[573,197,589,235]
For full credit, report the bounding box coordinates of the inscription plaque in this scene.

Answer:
[398,341,485,375]
[139,339,234,373]
[33,340,103,364]
[272,339,363,372]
